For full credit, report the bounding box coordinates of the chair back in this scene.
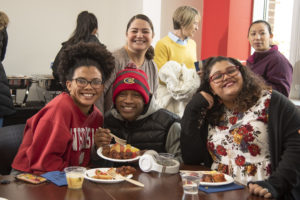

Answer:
[0,124,25,175]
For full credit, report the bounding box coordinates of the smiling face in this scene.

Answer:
[126,18,154,53]
[66,66,103,114]
[248,22,273,52]
[182,15,200,38]
[209,61,243,105]
[115,90,144,121]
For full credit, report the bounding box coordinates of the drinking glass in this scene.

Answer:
[64,166,86,189]
[180,173,201,194]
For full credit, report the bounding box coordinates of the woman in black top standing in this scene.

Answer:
[0,11,15,127]
[52,11,104,89]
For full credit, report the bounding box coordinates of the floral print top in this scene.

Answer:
[207,90,272,185]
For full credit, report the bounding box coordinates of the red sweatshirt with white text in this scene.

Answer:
[12,92,102,174]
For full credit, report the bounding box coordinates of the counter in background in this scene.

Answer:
[3,101,44,126]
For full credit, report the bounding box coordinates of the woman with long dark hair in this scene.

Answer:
[52,11,103,88]
[181,56,300,199]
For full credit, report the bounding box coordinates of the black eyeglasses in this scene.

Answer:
[209,66,240,84]
[72,77,103,89]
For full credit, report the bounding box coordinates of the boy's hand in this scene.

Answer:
[94,127,112,148]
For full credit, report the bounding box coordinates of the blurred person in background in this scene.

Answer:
[0,11,15,127]
[154,6,201,117]
[154,5,200,71]
[51,10,103,90]
[247,20,293,97]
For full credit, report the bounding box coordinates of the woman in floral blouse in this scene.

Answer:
[180,56,300,199]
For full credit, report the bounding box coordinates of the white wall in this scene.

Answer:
[289,0,300,99]
[1,0,203,103]
[142,0,161,45]
[1,0,202,76]
[1,0,144,76]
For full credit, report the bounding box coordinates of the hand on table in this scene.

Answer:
[248,183,272,199]
[95,127,112,148]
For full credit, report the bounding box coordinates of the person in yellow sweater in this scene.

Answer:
[154,5,200,70]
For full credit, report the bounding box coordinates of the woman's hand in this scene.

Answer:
[94,127,112,148]
[248,183,272,199]
[200,91,214,109]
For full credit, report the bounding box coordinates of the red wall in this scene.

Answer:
[201,0,253,61]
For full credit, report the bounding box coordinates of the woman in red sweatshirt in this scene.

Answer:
[11,42,114,174]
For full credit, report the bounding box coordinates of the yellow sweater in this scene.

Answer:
[154,36,197,70]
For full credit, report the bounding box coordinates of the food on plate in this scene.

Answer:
[93,168,115,179]
[92,166,136,180]
[201,174,214,182]
[200,172,227,183]
[102,143,140,159]
[212,173,227,182]
[116,166,136,176]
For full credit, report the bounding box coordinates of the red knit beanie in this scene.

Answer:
[112,64,150,104]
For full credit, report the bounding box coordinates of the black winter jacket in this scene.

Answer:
[105,98,180,153]
[0,28,8,61]
[0,62,15,118]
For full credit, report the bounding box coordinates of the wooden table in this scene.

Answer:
[0,165,271,200]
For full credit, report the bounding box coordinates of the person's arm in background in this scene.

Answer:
[165,122,182,163]
[180,92,213,165]
[154,40,169,71]
[265,56,293,97]
[0,28,8,61]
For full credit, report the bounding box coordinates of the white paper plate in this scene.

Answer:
[84,168,133,183]
[200,174,234,186]
[97,145,140,163]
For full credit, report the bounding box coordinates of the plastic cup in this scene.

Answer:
[157,153,175,166]
[64,166,86,189]
[180,173,201,194]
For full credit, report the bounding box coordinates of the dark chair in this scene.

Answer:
[0,124,25,175]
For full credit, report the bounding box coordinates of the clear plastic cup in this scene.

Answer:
[64,166,86,189]
[157,153,175,166]
[180,173,201,194]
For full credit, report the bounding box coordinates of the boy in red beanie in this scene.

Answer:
[94,65,182,163]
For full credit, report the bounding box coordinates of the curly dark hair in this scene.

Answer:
[57,42,115,90]
[199,56,271,125]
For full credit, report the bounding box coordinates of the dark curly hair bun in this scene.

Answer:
[57,42,115,90]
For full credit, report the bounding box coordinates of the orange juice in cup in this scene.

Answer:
[64,166,86,189]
